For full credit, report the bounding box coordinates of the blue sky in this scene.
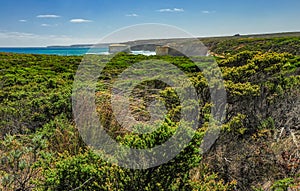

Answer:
[0,0,299,46]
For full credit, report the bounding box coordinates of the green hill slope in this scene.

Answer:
[0,34,300,190]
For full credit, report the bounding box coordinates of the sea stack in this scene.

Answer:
[109,44,131,54]
[155,46,169,56]
[155,45,186,56]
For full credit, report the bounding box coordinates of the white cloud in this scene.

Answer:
[0,31,36,38]
[41,24,50,27]
[126,13,139,17]
[19,19,27,22]
[70,19,93,23]
[158,8,184,12]
[40,23,58,27]
[0,30,98,47]
[174,8,184,12]
[37,14,61,18]
[201,10,216,14]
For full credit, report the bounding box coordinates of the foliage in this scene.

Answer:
[203,36,300,55]
[0,35,300,190]
[0,133,47,190]
[0,53,79,137]
[271,178,294,191]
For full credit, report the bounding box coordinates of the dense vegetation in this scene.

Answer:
[0,35,300,190]
[202,36,300,56]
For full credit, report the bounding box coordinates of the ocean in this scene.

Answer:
[0,47,156,56]
[0,47,108,56]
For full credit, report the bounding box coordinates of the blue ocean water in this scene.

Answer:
[0,47,156,56]
[0,47,109,56]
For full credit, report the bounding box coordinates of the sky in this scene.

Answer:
[0,0,299,47]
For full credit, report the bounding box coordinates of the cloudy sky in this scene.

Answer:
[0,0,299,46]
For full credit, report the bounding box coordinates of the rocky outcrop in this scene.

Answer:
[109,44,131,53]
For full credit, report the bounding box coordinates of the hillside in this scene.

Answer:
[126,32,300,55]
[47,32,300,56]
[0,34,300,190]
